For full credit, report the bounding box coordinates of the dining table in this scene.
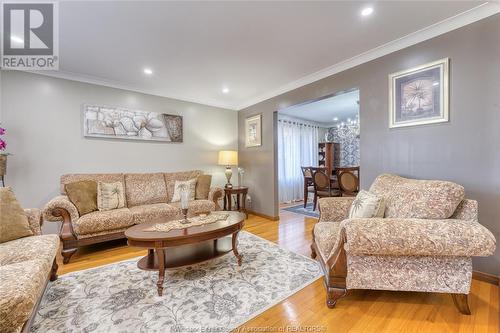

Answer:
[304,173,339,188]
[305,166,360,191]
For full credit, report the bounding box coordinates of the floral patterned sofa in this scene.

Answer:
[43,171,224,263]
[0,209,59,333]
[311,174,496,314]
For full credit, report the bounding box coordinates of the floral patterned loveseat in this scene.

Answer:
[311,174,496,314]
[43,171,224,263]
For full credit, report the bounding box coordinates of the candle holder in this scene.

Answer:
[180,186,190,224]
[181,208,189,224]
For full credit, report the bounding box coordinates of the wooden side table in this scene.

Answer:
[223,186,249,218]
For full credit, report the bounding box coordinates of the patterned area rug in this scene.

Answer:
[32,232,321,333]
[282,203,319,218]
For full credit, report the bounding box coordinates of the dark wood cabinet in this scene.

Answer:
[318,142,340,175]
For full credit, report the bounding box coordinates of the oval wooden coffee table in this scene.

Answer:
[125,211,245,296]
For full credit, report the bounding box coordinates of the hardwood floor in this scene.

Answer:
[56,209,499,333]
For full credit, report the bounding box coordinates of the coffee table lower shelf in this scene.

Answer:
[137,237,239,271]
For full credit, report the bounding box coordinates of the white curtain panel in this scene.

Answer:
[278,119,319,203]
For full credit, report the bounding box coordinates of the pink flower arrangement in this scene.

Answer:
[0,126,8,154]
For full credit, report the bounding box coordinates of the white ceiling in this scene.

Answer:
[39,1,498,110]
[279,90,359,125]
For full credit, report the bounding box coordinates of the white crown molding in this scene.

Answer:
[27,70,240,111]
[236,2,500,110]
[24,2,500,112]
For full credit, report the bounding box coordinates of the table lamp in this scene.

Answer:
[218,150,238,188]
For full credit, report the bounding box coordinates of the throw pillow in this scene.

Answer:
[195,175,212,200]
[97,181,126,211]
[348,190,385,219]
[0,187,33,243]
[171,178,197,202]
[369,174,465,219]
[65,180,98,215]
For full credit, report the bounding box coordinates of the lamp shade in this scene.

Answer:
[218,150,238,166]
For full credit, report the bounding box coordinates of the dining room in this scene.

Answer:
[277,89,360,217]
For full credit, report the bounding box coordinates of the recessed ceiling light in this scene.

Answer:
[10,35,24,44]
[361,7,374,17]
[333,117,338,121]
[222,87,230,94]
[432,82,439,86]
[143,68,153,75]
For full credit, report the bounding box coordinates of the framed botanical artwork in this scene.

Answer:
[389,58,449,128]
[82,104,183,142]
[245,114,262,147]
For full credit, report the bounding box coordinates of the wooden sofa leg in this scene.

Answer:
[311,243,317,259]
[50,259,58,281]
[311,229,317,259]
[62,248,77,264]
[452,294,471,315]
[324,235,348,309]
[326,286,347,309]
[53,208,78,264]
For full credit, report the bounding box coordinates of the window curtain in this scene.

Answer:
[277,119,319,203]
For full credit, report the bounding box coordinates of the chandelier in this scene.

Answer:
[335,116,360,139]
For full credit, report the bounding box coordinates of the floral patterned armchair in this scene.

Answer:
[311,174,496,314]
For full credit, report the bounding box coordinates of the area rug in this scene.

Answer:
[282,203,319,218]
[31,231,322,333]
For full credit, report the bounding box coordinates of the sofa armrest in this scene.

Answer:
[318,197,354,222]
[342,217,496,257]
[208,187,224,210]
[24,208,42,235]
[43,195,79,222]
[451,199,478,222]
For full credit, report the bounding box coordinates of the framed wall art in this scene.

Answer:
[389,58,449,128]
[245,114,262,147]
[82,104,183,142]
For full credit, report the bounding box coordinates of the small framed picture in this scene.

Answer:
[245,114,262,147]
[389,58,449,128]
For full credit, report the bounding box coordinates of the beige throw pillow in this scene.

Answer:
[171,178,197,202]
[97,181,126,211]
[65,180,98,215]
[195,175,212,200]
[0,187,33,243]
[348,190,385,219]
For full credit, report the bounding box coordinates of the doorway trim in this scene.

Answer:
[274,87,361,216]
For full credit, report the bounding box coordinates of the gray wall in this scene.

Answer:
[1,71,238,233]
[239,14,500,275]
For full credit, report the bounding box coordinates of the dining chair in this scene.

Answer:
[336,166,360,196]
[311,167,341,211]
[301,166,315,208]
